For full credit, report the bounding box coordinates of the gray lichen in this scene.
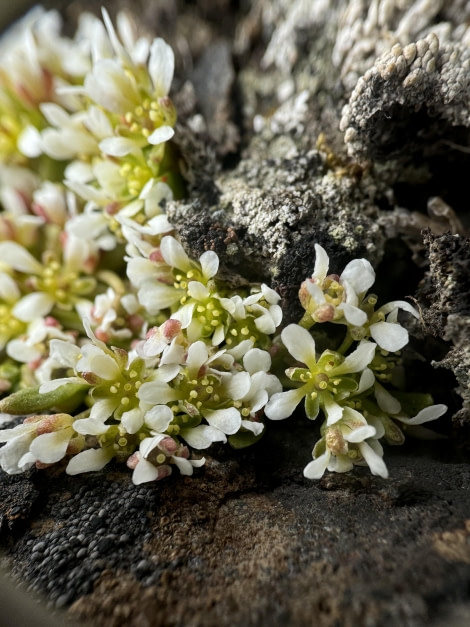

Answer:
[340,33,470,160]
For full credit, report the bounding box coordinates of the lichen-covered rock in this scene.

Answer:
[167,147,386,323]
[340,33,470,160]
[333,0,470,93]
[417,231,470,428]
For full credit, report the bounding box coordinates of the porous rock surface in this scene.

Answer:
[1,0,470,625]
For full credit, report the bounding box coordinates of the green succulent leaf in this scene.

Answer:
[0,383,89,415]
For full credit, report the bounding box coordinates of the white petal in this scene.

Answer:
[180,424,226,449]
[254,312,277,335]
[303,450,330,479]
[225,372,251,400]
[49,339,81,367]
[211,323,226,346]
[138,283,181,313]
[369,321,408,352]
[264,387,306,420]
[132,458,161,484]
[140,435,165,458]
[339,302,367,326]
[187,281,210,300]
[306,282,325,304]
[66,447,114,474]
[0,432,35,474]
[313,244,329,282]
[18,125,43,158]
[148,38,174,96]
[171,456,195,475]
[148,125,174,145]
[333,341,376,375]
[343,425,376,443]
[137,380,178,404]
[397,404,447,425]
[0,242,43,274]
[79,349,120,380]
[204,407,241,435]
[281,324,316,368]
[171,303,196,330]
[6,340,42,363]
[13,292,54,322]
[340,258,375,294]
[73,416,109,436]
[200,250,219,279]
[241,419,265,436]
[160,235,190,271]
[327,455,353,473]
[323,393,344,426]
[378,300,419,319]
[374,382,401,414]
[356,368,375,394]
[243,348,271,374]
[358,441,388,478]
[0,272,20,301]
[121,408,144,434]
[268,304,283,327]
[145,404,174,432]
[185,341,209,376]
[99,136,140,156]
[30,429,71,463]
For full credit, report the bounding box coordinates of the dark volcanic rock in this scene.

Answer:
[1,431,470,627]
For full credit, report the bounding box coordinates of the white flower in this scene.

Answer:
[368,300,419,352]
[299,244,375,326]
[0,413,80,474]
[303,408,388,480]
[130,433,205,484]
[128,235,220,316]
[6,317,74,365]
[265,324,376,422]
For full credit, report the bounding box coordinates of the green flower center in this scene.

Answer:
[0,303,26,343]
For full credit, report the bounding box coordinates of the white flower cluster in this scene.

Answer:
[0,7,446,485]
[266,245,447,479]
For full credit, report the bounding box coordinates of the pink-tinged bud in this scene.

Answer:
[326,274,340,283]
[299,279,313,310]
[161,319,182,340]
[149,249,164,263]
[24,415,44,425]
[0,380,11,393]
[113,347,128,360]
[313,304,335,322]
[81,371,101,385]
[44,317,59,327]
[66,437,84,456]
[156,465,172,480]
[128,314,144,332]
[31,202,48,221]
[105,202,120,215]
[158,437,178,455]
[36,413,69,435]
[94,329,110,343]
[28,358,42,371]
[178,446,190,460]
[146,327,158,340]
[127,452,140,469]
[325,426,348,456]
